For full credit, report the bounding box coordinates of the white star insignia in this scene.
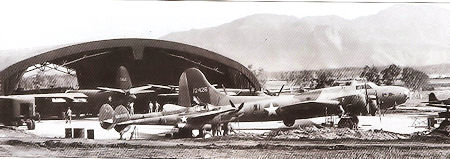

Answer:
[180,116,188,123]
[264,103,278,116]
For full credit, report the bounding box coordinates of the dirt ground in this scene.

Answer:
[1,125,450,158]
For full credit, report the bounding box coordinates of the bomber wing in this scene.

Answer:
[183,106,237,124]
[111,104,241,127]
[276,100,341,118]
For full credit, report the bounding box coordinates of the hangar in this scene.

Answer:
[0,38,261,96]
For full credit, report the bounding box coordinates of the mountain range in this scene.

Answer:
[160,5,450,72]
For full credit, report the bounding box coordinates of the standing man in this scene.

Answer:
[129,102,135,115]
[155,101,160,112]
[148,101,154,113]
[66,107,72,124]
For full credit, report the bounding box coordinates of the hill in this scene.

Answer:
[161,5,450,72]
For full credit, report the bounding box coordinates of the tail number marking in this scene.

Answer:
[193,87,208,94]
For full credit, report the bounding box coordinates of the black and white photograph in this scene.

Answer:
[0,0,449,158]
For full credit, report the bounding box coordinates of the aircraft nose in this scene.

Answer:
[404,88,410,98]
[399,87,410,100]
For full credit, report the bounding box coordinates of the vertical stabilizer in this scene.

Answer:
[116,66,132,90]
[429,93,438,102]
[178,68,226,106]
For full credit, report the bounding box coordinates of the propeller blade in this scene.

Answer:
[277,85,285,96]
[229,100,236,108]
[222,84,228,95]
[237,103,244,111]
[264,89,272,96]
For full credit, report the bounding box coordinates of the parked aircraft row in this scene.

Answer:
[98,67,410,138]
[0,65,411,138]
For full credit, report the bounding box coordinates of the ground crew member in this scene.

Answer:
[148,101,154,113]
[155,101,160,112]
[129,102,135,115]
[216,124,222,136]
[65,107,72,124]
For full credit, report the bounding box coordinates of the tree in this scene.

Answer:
[380,64,401,85]
[401,67,429,90]
[316,71,334,89]
[360,65,380,84]
[248,65,267,86]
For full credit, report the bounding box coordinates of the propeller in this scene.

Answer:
[229,100,244,112]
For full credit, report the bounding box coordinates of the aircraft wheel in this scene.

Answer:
[197,129,206,138]
[338,117,352,128]
[338,116,359,129]
[26,119,35,130]
[350,115,359,127]
[283,119,295,127]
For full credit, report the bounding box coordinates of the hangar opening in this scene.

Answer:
[0,39,261,115]
[0,38,261,96]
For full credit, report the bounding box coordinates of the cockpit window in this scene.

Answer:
[356,84,372,90]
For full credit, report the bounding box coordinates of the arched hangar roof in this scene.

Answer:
[0,38,261,95]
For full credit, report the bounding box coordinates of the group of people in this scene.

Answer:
[211,124,236,136]
[148,101,161,113]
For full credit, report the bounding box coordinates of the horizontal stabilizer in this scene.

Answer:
[97,87,126,94]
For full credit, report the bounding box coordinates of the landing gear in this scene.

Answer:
[222,123,229,136]
[283,119,295,127]
[369,100,378,116]
[338,115,359,129]
[197,129,206,138]
[211,124,218,136]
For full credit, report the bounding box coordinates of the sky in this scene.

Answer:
[1,0,449,51]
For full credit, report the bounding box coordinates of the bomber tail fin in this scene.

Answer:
[99,104,116,130]
[98,104,131,133]
[429,93,439,102]
[116,66,133,90]
[178,68,227,107]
